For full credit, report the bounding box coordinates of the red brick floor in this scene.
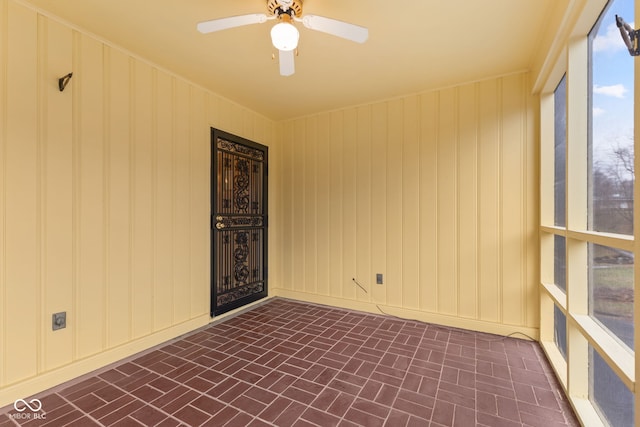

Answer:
[0,298,578,426]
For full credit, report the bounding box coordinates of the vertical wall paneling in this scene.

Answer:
[280,124,293,290]
[102,44,112,347]
[315,113,331,296]
[356,106,372,300]
[172,79,191,322]
[254,109,267,140]
[501,74,526,326]
[42,16,74,371]
[419,92,439,312]
[437,88,458,315]
[242,108,255,141]
[304,117,318,295]
[76,33,106,357]
[526,76,539,328]
[5,2,38,384]
[154,70,173,331]
[292,120,305,291]
[189,87,208,316]
[0,0,7,388]
[230,103,244,136]
[216,97,233,134]
[342,109,357,299]
[457,84,479,319]
[35,13,44,376]
[275,72,538,336]
[257,111,271,142]
[266,121,280,292]
[386,100,403,307]
[131,60,153,338]
[206,93,220,131]
[71,31,81,359]
[402,96,420,309]
[370,103,387,305]
[328,111,344,297]
[478,78,501,323]
[106,47,132,346]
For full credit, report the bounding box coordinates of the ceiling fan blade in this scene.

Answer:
[279,49,295,76]
[300,15,368,43]
[197,14,268,34]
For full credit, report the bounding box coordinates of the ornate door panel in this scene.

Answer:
[211,129,268,316]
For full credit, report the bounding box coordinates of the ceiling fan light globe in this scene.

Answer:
[271,22,299,51]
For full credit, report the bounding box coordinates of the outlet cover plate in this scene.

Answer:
[52,312,66,331]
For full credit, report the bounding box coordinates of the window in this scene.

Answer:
[555,75,567,229]
[589,1,634,236]
[590,345,635,427]
[540,0,636,425]
[553,74,569,362]
[554,235,566,292]
[553,234,567,359]
[589,243,634,350]
[554,305,567,359]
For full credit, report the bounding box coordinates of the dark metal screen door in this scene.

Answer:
[211,128,268,316]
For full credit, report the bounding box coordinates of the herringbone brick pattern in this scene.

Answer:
[0,298,578,426]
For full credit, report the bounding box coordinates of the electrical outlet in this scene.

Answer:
[376,273,383,284]
[52,312,66,331]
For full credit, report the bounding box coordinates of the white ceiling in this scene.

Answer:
[22,0,562,120]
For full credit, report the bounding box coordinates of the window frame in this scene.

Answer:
[538,0,638,425]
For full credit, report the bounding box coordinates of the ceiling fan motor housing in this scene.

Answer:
[267,0,303,18]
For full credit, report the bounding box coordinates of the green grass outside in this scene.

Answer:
[592,264,634,319]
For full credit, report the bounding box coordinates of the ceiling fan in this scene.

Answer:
[197,0,369,76]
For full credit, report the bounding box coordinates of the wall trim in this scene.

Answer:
[272,288,540,341]
[0,295,275,409]
[0,315,208,408]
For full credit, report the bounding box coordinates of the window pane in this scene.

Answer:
[590,345,635,427]
[589,243,634,350]
[554,75,567,228]
[554,235,566,292]
[589,0,634,235]
[553,305,567,359]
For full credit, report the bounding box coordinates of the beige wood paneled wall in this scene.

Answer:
[274,72,539,337]
[0,0,277,406]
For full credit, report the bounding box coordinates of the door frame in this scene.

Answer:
[210,128,268,317]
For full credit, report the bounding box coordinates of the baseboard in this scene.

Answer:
[0,291,539,409]
[0,315,213,409]
[0,296,280,410]
[272,288,540,340]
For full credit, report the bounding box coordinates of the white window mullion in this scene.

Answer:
[566,33,590,403]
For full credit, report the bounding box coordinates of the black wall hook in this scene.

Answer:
[58,72,73,92]
[616,15,640,56]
